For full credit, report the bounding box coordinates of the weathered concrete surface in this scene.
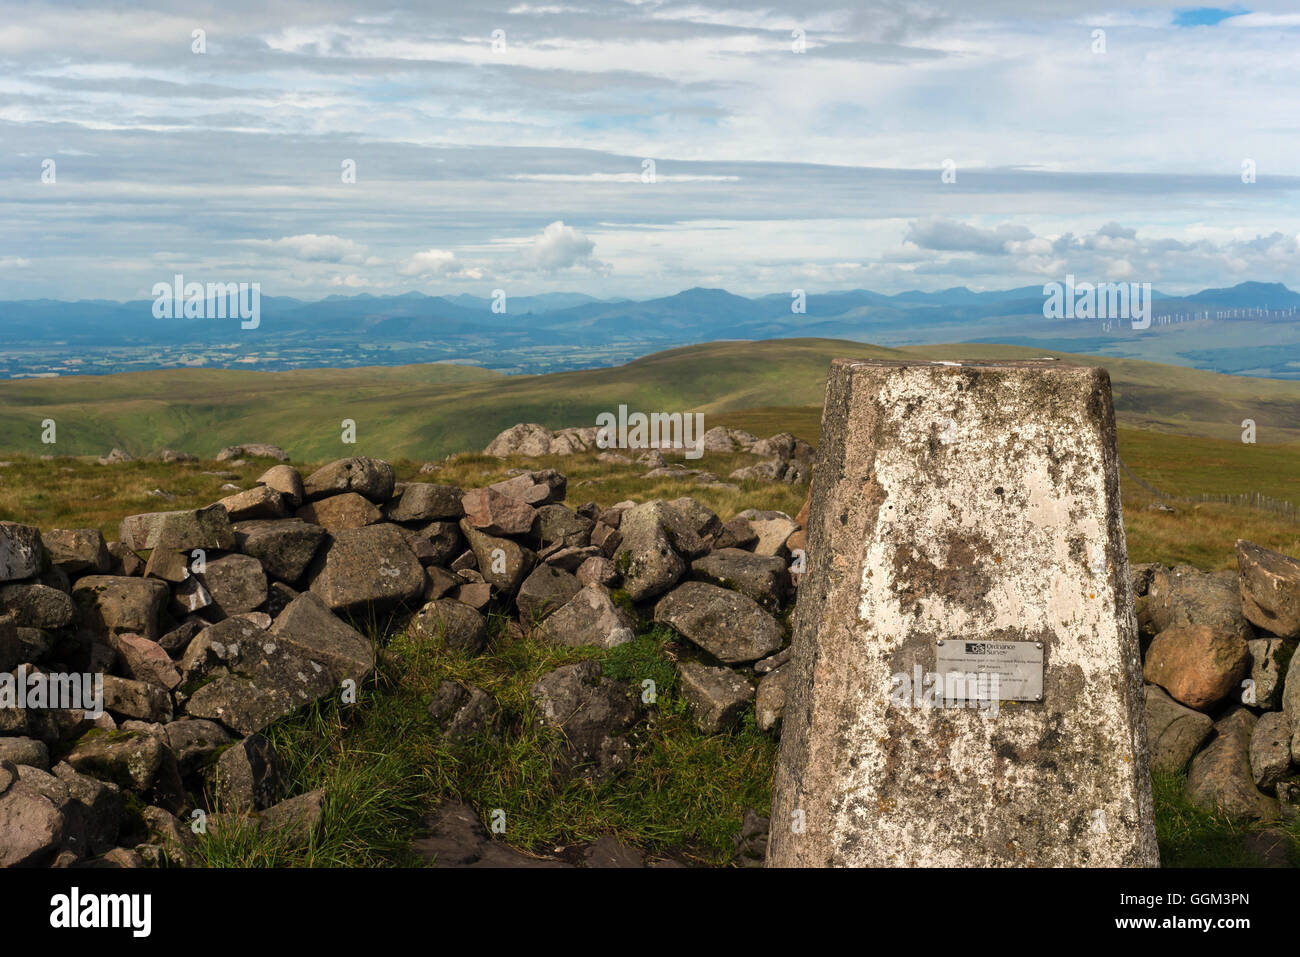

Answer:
[768,359,1158,867]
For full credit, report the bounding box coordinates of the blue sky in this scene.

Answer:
[3,0,1299,301]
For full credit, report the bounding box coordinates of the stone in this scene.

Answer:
[733,807,770,867]
[106,542,144,577]
[1186,709,1279,822]
[110,633,181,691]
[384,483,465,522]
[576,556,618,587]
[1250,711,1291,791]
[531,661,641,780]
[52,762,123,854]
[159,618,206,656]
[64,730,166,793]
[118,505,235,552]
[1143,625,1250,712]
[269,591,375,683]
[218,485,288,522]
[690,548,789,609]
[162,718,232,776]
[72,574,169,642]
[461,487,537,536]
[257,789,325,842]
[534,583,637,650]
[485,423,557,458]
[488,469,567,506]
[302,456,395,503]
[0,736,49,768]
[453,582,492,610]
[517,564,582,625]
[216,443,289,462]
[196,553,268,618]
[207,734,283,812]
[583,835,645,868]
[459,523,536,594]
[0,773,65,866]
[678,660,755,733]
[612,501,687,601]
[534,504,594,549]
[427,681,502,741]
[143,546,190,583]
[307,523,426,613]
[232,519,328,584]
[402,521,463,567]
[714,515,758,551]
[1237,540,1300,639]
[1246,638,1292,710]
[102,675,172,723]
[1143,684,1214,774]
[296,492,382,532]
[0,582,75,629]
[0,522,43,582]
[1147,564,1253,640]
[43,528,112,576]
[735,510,798,557]
[141,805,195,866]
[256,464,305,507]
[1242,828,1294,867]
[654,581,784,664]
[412,600,489,656]
[768,358,1158,867]
[755,664,792,733]
[413,799,569,868]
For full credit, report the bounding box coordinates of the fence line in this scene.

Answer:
[1118,456,1300,524]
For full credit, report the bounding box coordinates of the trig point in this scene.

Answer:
[768,358,1158,867]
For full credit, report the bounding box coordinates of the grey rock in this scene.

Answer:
[613,501,687,601]
[412,600,488,656]
[691,548,790,609]
[303,456,395,503]
[64,730,166,793]
[217,485,288,522]
[1237,540,1300,639]
[1143,684,1214,773]
[207,733,283,812]
[118,505,235,552]
[216,443,289,462]
[0,774,65,866]
[531,661,641,780]
[0,736,49,769]
[459,523,536,594]
[384,484,465,522]
[517,564,581,625]
[1246,638,1292,710]
[461,487,537,537]
[534,504,594,549]
[0,522,43,583]
[1186,708,1280,821]
[654,581,784,664]
[1250,711,1291,790]
[534,583,636,650]
[0,582,75,628]
[583,834,645,868]
[256,464,305,507]
[1147,564,1253,640]
[162,718,233,777]
[71,576,169,641]
[103,674,173,723]
[232,519,328,584]
[52,761,123,854]
[576,556,618,587]
[196,553,267,618]
[428,681,502,741]
[678,660,754,733]
[755,664,792,733]
[307,523,426,613]
[43,529,112,576]
[488,469,567,507]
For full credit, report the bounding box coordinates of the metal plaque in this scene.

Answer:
[935,639,1044,702]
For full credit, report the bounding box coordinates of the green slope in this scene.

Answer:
[1,338,1298,460]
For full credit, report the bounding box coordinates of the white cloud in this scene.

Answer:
[237,234,370,264]
[516,220,608,273]
[399,248,482,279]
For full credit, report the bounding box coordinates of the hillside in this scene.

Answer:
[1,338,1299,462]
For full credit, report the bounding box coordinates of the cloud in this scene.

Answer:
[516,220,608,272]
[237,234,370,264]
[904,219,1033,255]
[399,248,482,279]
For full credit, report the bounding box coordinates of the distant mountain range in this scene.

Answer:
[3,281,1300,380]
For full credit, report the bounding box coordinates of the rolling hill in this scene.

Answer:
[1,338,1299,462]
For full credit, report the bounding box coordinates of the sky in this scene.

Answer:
[3,0,1299,301]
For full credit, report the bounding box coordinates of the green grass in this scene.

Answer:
[5,337,1300,460]
[191,610,777,867]
[1152,770,1299,867]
